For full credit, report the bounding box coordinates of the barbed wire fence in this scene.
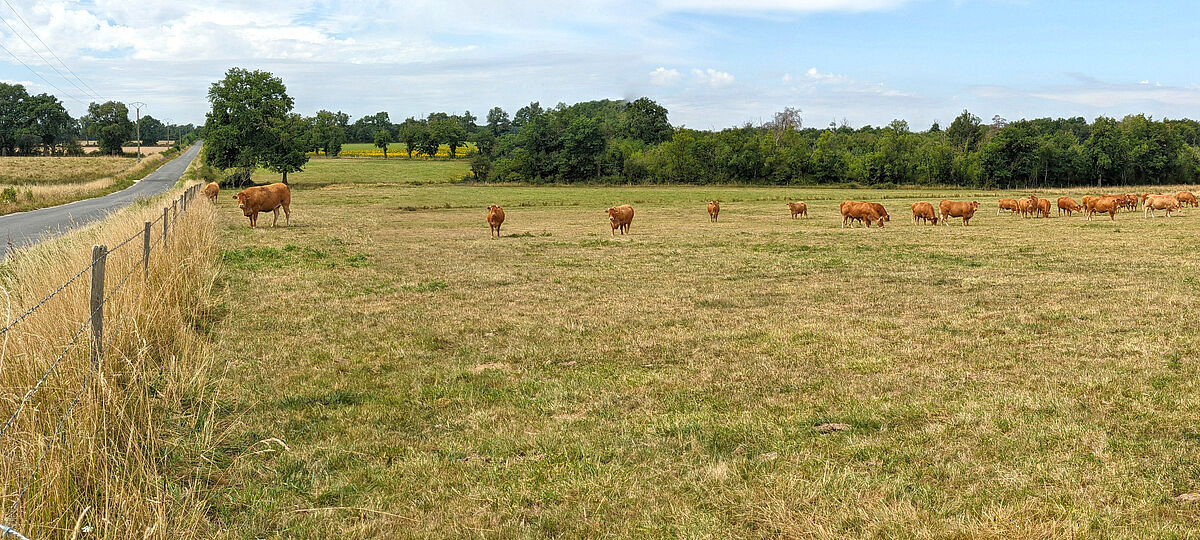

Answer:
[0,183,206,539]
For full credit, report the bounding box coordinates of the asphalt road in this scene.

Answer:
[0,143,202,260]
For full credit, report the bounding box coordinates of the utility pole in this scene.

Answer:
[164,117,172,150]
[130,101,147,162]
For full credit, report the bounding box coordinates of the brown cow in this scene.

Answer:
[1057,196,1082,216]
[787,201,808,219]
[707,201,720,222]
[1036,197,1052,218]
[1176,191,1197,208]
[232,183,291,228]
[202,182,219,202]
[997,198,1020,215]
[1125,193,1139,210]
[1085,195,1120,221]
[1018,197,1035,218]
[911,201,938,225]
[607,204,634,235]
[868,202,890,222]
[487,205,505,237]
[1145,194,1181,218]
[939,200,979,226]
[841,201,885,228]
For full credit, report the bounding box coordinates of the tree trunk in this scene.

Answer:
[282,170,288,185]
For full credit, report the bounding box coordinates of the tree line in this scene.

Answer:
[0,82,197,156]
[203,67,1200,188]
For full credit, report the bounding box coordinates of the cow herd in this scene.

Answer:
[483,189,1199,236]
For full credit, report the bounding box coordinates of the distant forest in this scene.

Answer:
[339,99,1200,188]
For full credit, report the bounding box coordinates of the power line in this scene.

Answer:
[0,10,100,102]
[1,0,103,101]
[0,40,85,105]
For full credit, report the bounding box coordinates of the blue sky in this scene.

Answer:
[0,0,1197,130]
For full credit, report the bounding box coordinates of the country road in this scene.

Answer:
[0,143,202,260]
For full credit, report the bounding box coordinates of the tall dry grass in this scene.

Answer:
[0,151,176,216]
[0,185,218,538]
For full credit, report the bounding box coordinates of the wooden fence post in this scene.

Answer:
[172,199,178,223]
[163,207,169,240]
[89,245,107,365]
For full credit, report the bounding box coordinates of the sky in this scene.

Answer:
[0,0,1198,130]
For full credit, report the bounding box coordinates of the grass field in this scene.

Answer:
[0,150,181,216]
[203,168,1200,537]
[317,142,475,159]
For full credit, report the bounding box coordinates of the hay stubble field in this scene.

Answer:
[205,160,1200,537]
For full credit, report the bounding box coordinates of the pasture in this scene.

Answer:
[205,172,1200,537]
[0,151,177,215]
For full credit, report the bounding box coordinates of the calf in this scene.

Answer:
[607,204,634,235]
[233,183,291,228]
[202,182,219,202]
[787,201,808,219]
[487,205,505,237]
[911,201,938,225]
[707,201,720,222]
[1057,196,1082,216]
[939,200,980,226]
[997,198,1020,215]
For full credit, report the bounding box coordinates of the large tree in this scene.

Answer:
[486,107,511,135]
[137,114,166,146]
[622,97,673,145]
[24,93,72,155]
[85,101,134,155]
[204,68,305,185]
[311,110,348,156]
[431,118,467,157]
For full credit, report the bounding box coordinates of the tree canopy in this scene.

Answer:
[204,67,307,185]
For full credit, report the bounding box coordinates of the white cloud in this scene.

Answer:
[649,67,683,86]
[692,68,735,87]
[782,73,792,84]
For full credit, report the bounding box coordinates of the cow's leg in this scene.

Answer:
[282,203,291,227]
[271,208,280,227]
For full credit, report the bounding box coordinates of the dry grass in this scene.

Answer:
[0,151,176,216]
[201,178,1200,537]
[0,156,135,184]
[0,186,220,538]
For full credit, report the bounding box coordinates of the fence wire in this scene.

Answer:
[0,184,202,534]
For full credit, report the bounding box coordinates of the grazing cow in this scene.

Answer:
[1085,195,1120,221]
[707,201,720,222]
[1037,197,1052,218]
[1057,196,1082,216]
[202,182,219,202]
[1145,194,1181,218]
[607,204,634,235]
[1176,191,1198,208]
[232,183,291,228]
[841,201,885,228]
[487,205,505,237]
[911,201,938,225]
[787,201,808,219]
[1125,193,1139,210]
[868,202,890,222]
[998,198,1020,215]
[1018,197,1034,218]
[939,200,980,226]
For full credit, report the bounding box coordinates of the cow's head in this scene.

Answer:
[606,207,618,218]
[233,192,250,215]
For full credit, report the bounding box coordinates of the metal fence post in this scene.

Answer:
[163,207,169,240]
[143,221,152,280]
[89,245,107,365]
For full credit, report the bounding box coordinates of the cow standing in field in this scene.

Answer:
[1036,198,1052,218]
[1018,197,1034,218]
[841,201,885,228]
[1145,195,1181,218]
[607,204,634,235]
[233,183,291,228]
[1057,196,1082,216]
[911,202,938,225]
[787,201,808,218]
[998,198,1020,215]
[707,201,720,222]
[487,205,505,237]
[1085,195,1120,221]
[202,182,219,202]
[1176,191,1197,208]
[939,200,979,226]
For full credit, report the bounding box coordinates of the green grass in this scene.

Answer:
[203,165,1200,537]
[250,158,469,188]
